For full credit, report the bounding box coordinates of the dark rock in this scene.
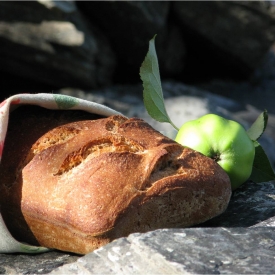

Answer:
[172,1,275,82]
[77,1,186,83]
[0,1,116,89]
[0,251,78,274]
[252,215,275,227]
[157,22,186,79]
[199,50,275,115]
[1,1,274,93]
[201,180,275,227]
[50,227,275,274]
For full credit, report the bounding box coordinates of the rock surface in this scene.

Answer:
[76,1,186,82]
[0,1,115,89]
[0,251,78,275]
[173,1,275,81]
[50,227,275,275]
[201,180,275,227]
[1,0,275,93]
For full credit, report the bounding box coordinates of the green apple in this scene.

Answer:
[175,114,255,190]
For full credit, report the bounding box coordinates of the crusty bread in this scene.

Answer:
[0,105,231,254]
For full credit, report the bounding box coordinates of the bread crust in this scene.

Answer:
[0,106,231,254]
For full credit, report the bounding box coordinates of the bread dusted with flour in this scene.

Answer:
[0,106,231,254]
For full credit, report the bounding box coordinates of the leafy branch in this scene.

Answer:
[140,35,275,184]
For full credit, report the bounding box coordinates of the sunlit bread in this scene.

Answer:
[0,106,231,254]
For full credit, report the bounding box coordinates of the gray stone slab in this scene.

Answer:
[201,180,275,227]
[0,251,78,275]
[0,1,116,89]
[252,215,275,227]
[172,1,275,77]
[50,227,275,274]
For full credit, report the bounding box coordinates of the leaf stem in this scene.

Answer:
[170,120,179,131]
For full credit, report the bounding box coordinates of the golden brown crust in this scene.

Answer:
[0,106,231,254]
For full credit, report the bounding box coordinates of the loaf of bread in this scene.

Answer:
[0,105,231,254]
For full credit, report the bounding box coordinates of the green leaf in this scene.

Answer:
[246,110,268,141]
[140,35,178,131]
[250,141,275,183]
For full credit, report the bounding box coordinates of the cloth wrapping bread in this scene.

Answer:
[0,93,231,255]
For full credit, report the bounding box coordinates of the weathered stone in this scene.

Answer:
[50,227,275,274]
[252,215,275,227]
[0,251,78,274]
[77,1,186,82]
[157,22,186,79]
[0,1,116,89]
[201,180,275,227]
[172,1,275,81]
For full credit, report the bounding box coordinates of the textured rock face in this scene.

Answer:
[0,251,78,274]
[201,180,275,227]
[0,1,116,89]
[76,1,186,82]
[1,0,275,92]
[172,1,275,80]
[50,227,275,275]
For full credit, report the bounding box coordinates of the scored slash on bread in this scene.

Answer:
[0,106,231,254]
